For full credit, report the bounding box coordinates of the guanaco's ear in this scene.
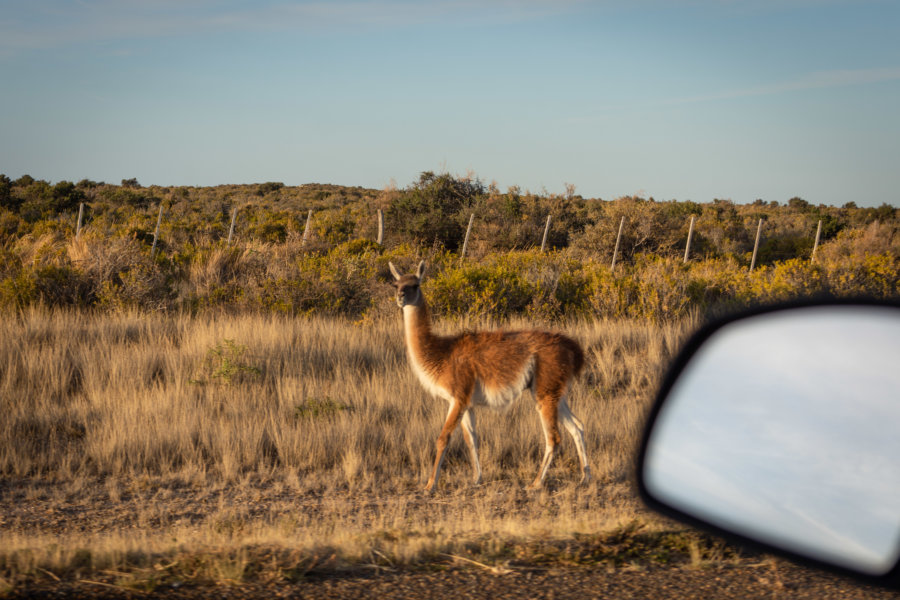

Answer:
[416,260,426,281]
[388,261,402,281]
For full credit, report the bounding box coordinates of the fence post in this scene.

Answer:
[811,219,823,261]
[301,209,313,247]
[376,209,384,245]
[227,207,238,244]
[683,215,696,263]
[151,204,164,256]
[76,203,84,239]
[749,218,763,273]
[540,214,552,252]
[459,213,475,264]
[611,216,625,271]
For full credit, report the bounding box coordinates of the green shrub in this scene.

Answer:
[246,210,299,244]
[0,174,12,210]
[193,339,262,385]
[0,270,37,310]
[249,249,380,317]
[428,262,538,318]
[294,397,351,419]
[1,264,91,309]
[96,260,174,312]
[0,209,25,240]
[32,264,92,307]
[336,238,382,256]
[387,171,486,250]
[97,186,157,209]
[256,182,284,196]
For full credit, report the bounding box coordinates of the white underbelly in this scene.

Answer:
[471,379,525,410]
[413,355,534,411]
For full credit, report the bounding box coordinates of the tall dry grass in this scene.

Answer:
[0,308,695,584]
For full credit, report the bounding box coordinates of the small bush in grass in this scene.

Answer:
[0,269,37,310]
[193,339,262,385]
[294,397,351,419]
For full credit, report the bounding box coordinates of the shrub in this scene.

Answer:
[256,182,284,196]
[428,261,538,318]
[0,269,37,310]
[193,339,262,385]
[33,264,92,307]
[97,186,157,209]
[246,210,299,244]
[313,206,358,246]
[387,171,486,250]
[0,174,13,210]
[294,397,351,419]
[0,209,24,240]
[246,248,381,317]
[0,264,91,310]
[337,238,382,256]
[97,260,174,312]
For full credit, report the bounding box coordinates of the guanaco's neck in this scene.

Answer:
[402,300,443,368]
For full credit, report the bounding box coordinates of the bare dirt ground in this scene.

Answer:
[3,479,899,600]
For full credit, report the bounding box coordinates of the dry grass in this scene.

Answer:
[0,308,700,587]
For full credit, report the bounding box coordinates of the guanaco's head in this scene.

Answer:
[388,260,426,308]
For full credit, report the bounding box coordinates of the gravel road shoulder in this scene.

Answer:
[7,562,900,599]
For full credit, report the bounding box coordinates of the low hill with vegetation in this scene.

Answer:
[1,172,897,319]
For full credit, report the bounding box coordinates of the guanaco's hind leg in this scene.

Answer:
[559,397,590,485]
[528,399,561,490]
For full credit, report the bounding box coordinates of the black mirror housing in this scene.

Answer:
[638,299,900,589]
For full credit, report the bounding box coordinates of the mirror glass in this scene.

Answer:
[643,305,900,576]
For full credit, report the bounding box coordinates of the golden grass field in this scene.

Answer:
[0,306,734,591]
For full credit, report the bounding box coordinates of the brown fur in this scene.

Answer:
[389,261,590,492]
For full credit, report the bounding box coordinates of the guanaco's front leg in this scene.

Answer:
[424,399,465,493]
[460,408,482,485]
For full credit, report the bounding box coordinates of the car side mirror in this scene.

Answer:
[638,301,900,585]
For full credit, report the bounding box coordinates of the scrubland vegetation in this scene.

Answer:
[1,171,898,319]
[0,172,898,591]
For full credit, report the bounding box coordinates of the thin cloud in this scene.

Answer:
[0,0,584,54]
[669,67,900,104]
[567,66,900,122]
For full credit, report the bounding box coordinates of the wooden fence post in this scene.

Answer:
[811,219,823,261]
[683,215,696,263]
[540,214,552,252]
[301,209,313,247]
[76,203,84,239]
[749,218,763,273]
[611,216,625,271]
[459,213,475,264]
[151,204,164,256]
[376,209,384,245]
[227,207,238,244]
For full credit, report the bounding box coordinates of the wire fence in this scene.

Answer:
[73,201,827,273]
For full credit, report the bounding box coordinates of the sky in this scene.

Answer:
[1,1,898,207]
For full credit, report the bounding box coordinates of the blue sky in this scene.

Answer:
[1,1,898,207]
